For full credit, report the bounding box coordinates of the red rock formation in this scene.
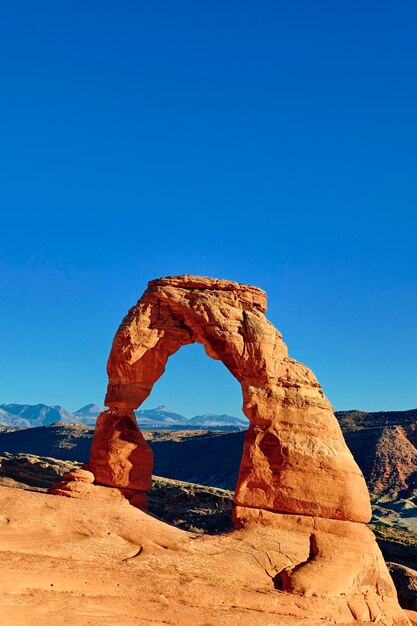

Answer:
[49,465,148,510]
[233,506,397,601]
[52,275,408,623]
[89,409,153,491]
[91,275,370,523]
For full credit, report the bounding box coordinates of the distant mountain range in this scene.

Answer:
[74,404,102,419]
[0,403,102,428]
[0,403,248,430]
[135,406,189,427]
[135,406,247,429]
[187,413,248,427]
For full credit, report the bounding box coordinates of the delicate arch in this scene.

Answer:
[89,275,371,523]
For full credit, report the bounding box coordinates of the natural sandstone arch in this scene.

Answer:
[89,275,371,523]
[50,275,408,623]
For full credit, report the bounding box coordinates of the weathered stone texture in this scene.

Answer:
[50,275,408,623]
[96,275,370,523]
[89,409,153,491]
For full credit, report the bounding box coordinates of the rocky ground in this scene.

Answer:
[1,481,415,626]
[0,452,235,534]
[1,451,417,621]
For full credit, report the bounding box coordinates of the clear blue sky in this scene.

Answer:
[1,1,416,416]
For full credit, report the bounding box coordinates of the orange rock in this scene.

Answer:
[406,610,417,626]
[234,505,396,597]
[89,408,153,491]
[47,275,409,624]
[124,491,148,511]
[48,479,95,498]
[48,480,147,510]
[62,468,95,483]
[92,275,370,523]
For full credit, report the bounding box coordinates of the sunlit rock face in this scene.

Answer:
[92,275,370,523]
[88,408,153,492]
[50,276,410,623]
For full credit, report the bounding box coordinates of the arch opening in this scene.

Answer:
[138,342,246,422]
[134,342,248,533]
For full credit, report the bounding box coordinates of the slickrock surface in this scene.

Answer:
[0,486,409,626]
[51,275,408,624]
[234,506,397,601]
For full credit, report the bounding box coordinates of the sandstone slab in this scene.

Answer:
[0,487,410,625]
